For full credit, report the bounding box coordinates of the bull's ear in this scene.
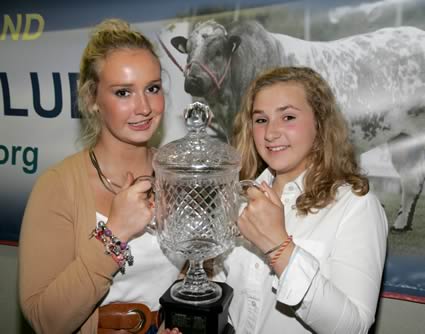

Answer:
[170,36,188,54]
[228,35,241,53]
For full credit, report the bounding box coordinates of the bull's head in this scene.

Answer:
[171,20,241,97]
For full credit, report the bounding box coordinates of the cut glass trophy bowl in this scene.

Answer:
[139,102,254,305]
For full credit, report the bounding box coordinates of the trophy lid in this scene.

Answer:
[153,102,241,174]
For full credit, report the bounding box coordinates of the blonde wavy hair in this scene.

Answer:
[232,66,369,215]
[78,18,158,148]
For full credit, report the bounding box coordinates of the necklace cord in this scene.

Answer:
[89,150,121,195]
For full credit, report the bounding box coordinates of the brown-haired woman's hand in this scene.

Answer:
[237,181,289,254]
[106,172,154,242]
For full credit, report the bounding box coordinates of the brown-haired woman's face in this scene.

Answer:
[251,82,317,179]
[95,48,164,146]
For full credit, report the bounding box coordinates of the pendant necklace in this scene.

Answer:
[89,149,122,195]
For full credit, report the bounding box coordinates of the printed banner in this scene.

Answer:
[1,0,424,303]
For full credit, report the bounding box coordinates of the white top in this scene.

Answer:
[96,212,185,311]
[216,169,388,334]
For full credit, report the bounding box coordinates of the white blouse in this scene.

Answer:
[96,212,185,311]
[216,169,388,334]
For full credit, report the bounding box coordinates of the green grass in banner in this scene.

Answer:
[375,189,425,257]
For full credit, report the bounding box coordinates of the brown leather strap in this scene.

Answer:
[98,303,160,334]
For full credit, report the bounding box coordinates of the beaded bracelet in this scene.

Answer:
[267,235,293,267]
[90,221,134,274]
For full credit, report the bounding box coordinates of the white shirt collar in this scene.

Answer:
[256,167,306,194]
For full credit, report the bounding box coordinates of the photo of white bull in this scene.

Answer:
[170,20,425,232]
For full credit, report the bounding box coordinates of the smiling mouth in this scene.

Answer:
[128,119,151,126]
[128,118,153,131]
[267,145,289,152]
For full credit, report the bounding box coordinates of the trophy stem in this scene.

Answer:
[170,259,222,305]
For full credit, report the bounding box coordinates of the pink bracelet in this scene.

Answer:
[267,235,293,267]
[90,221,133,274]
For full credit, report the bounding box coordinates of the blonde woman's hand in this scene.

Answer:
[237,181,289,253]
[107,172,154,242]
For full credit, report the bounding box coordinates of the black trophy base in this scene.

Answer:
[160,280,235,334]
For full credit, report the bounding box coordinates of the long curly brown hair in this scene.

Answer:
[232,66,369,215]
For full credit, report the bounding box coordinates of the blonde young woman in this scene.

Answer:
[217,66,388,333]
[19,19,184,334]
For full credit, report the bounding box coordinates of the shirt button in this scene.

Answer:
[288,185,294,191]
[251,301,256,307]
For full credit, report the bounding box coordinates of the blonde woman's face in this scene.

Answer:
[95,49,164,147]
[252,82,317,181]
